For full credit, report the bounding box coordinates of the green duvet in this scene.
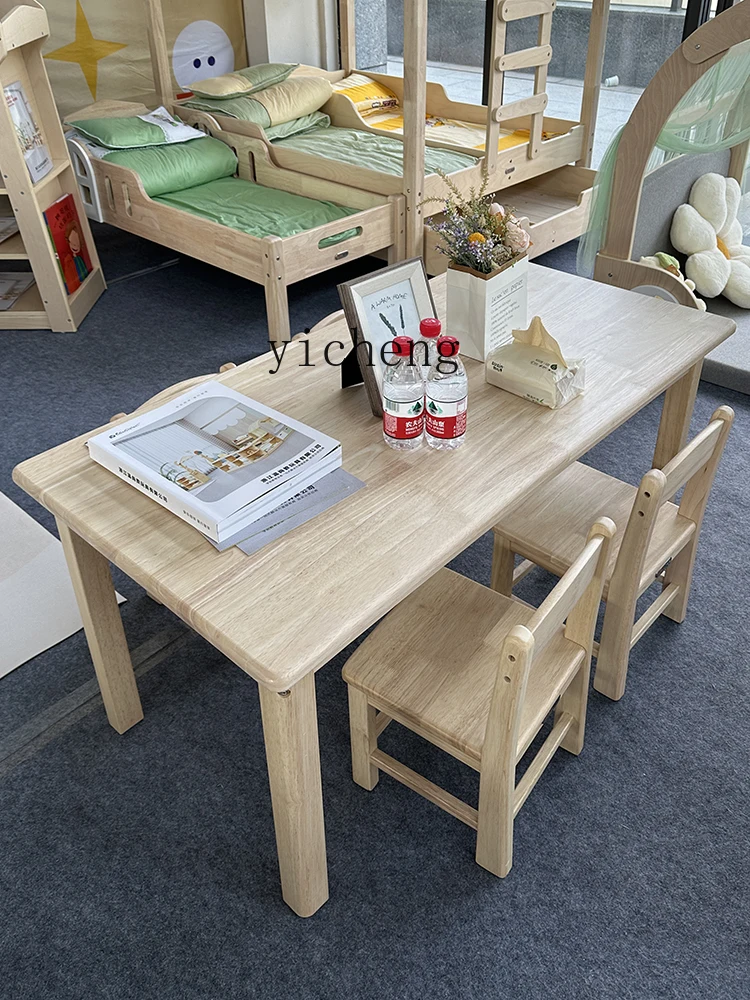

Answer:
[154,176,360,244]
[273,125,476,176]
[99,136,238,197]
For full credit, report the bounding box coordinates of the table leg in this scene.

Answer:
[258,673,329,917]
[56,519,143,734]
[652,361,702,469]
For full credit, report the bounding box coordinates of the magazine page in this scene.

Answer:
[136,107,206,145]
[0,217,20,244]
[208,469,365,551]
[236,470,364,556]
[0,273,35,312]
[3,82,53,184]
[87,382,341,528]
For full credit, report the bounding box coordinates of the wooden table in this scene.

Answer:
[13,266,734,916]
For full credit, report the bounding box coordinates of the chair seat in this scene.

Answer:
[342,568,586,767]
[495,462,696,598]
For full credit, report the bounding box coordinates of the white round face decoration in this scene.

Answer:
[172,21,234,91]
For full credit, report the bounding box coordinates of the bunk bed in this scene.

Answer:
[146,0,611,263]
[585,1,750,392]
[64,104,405,345]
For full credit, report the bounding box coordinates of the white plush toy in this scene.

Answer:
[638,252,706,310]
[670,173,750,308]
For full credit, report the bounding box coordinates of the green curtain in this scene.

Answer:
[577,39,750,277]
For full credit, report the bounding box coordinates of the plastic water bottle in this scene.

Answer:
[425,335,467,450]
[416,316,442,380]
[382,335,424,450]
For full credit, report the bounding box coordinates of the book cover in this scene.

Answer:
[86,382,342,542]
[43,194,93,294]
[3,81,53,184]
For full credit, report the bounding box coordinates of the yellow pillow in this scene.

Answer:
[332,72,400,117]
[253,77,333,126]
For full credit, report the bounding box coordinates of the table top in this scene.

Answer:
[14,266,734,690]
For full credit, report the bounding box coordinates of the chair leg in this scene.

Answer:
[347,685,379,791]
[554,659,591,756]
[490,533,515,596]
[660,541,696,624]
[593,599,635,701]
[475,758,514,877]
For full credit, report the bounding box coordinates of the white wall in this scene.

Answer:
[242,0,338,69]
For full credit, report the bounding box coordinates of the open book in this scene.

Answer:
[87,382,341,542]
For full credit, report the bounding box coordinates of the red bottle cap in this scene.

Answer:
[437,335,459,357]
[392,336,414,357]
[420,317,442,339]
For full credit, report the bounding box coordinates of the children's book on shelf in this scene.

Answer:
[87,382,342,543]
[0,273,35,311]
[3,81,53,184]
[0,216,20,244]
[43,194,93,294]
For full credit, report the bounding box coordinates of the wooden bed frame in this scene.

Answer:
[146,0,610,262]
[65,104,405,345]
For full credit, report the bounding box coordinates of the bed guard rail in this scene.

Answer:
[65,134,105,224]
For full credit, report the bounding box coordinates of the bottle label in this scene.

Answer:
[425,395,467,439]
[383,396,424,439]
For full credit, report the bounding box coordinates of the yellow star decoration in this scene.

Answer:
[45,1,127,100]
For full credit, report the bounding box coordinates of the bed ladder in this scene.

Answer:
[485,0,554,175]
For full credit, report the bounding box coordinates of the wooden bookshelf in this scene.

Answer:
[0,1,105,331]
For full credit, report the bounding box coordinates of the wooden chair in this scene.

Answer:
[490,406,734,702]
[342,517,615,878]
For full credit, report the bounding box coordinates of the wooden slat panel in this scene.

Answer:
[493,93,548,123]
[499,0,556,22]
[529,13,553,157]
[484,7,507,175]
[402,0,428,257]
[526,537,603,656]
[661,419,723,502]
[577,0,611,168]
[372,750,479,829]
[630,584,680,648]
[513,712,573,817]
[497,43,551,72]
[338,0,356,74]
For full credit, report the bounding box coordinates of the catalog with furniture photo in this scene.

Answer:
[87,383,341,542]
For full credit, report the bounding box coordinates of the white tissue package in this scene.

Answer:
[484,316,585,409]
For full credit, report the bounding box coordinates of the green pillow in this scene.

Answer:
[68,107,205,149]
[190,63,297,99]
[99,136,238,197]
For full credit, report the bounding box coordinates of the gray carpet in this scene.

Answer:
[0,228,747,1000]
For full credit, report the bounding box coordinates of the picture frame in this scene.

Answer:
[338,257,438,417]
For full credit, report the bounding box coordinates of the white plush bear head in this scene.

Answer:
[670,173,750,308]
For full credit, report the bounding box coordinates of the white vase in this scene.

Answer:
[446,254,529,361]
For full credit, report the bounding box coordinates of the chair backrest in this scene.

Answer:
[485,517,616,756]
[610,405,734,601]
